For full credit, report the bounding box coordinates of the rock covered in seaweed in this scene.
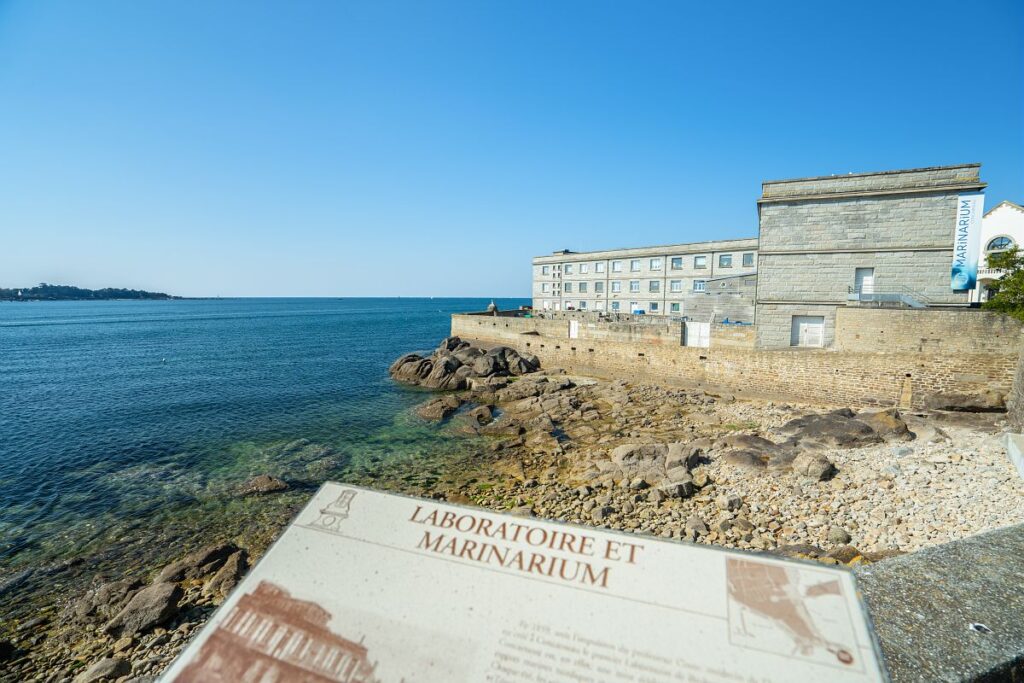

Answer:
[389,336,540,391]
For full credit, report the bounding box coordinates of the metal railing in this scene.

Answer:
[847,283,929,309]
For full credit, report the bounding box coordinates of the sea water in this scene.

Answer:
[0,297,526,614]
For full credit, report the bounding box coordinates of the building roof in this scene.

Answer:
[985,200,1024,217]
[532,236,758,264]
[761,163,981,186]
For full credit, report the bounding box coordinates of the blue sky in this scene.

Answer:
[1,1,1021,297]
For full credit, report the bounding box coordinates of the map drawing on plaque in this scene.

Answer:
[726,557,861,670]
[175,580,381,682]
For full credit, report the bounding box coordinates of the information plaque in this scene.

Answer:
[164,483,888,682]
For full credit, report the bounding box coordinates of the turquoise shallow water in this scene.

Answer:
[0,297,526,606]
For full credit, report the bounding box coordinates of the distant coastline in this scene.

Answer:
[0,283,180,301]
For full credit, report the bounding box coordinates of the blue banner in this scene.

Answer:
[951,192,985,291]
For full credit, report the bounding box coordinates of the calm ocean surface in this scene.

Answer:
[0,297,526,594]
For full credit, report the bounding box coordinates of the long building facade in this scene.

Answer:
[530,163,992,349]
[531,238,758,320]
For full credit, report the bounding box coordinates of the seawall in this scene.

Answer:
[452,309,1022,409]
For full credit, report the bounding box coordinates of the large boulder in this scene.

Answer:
[238,474,288,496]
[156,543,239,583]
[389,337,540,391]
[776,410,883,450]
[855,408,913,441]
[415,395,463,421]
[74,657,131,683]
[103,582,182,638]
[66,578,143,623]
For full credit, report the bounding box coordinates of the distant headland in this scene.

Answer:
[0,283,180,301]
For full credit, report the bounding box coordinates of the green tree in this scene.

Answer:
[982,247,1024,320]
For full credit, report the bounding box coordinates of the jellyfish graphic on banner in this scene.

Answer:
[950,192,985,291]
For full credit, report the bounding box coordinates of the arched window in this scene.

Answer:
[987,236,1014,251]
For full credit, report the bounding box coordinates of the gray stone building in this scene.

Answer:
[531,238,758,320]
[756,164,986,348]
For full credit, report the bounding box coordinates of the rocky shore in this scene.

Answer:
[4,336,1022,681]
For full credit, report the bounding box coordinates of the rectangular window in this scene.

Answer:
[630,280,640,293]
[649,280,660,293]
[670,280,682,293]
[579,301,587,310]
[542,283,549,292]
[629,301,639,313]
[594,281,604,293]
[611,301,620,311]
[719,254,732,268]
[630,259,641,272]
[579,282,588,293]
[595,262,605,273]
[671,256,683,270]
[611,260,622,273]
[650,302,659,312]
[564,264,573,274]
[694,255,707,269]
[693,280,706,292]
[670,302,680,313]
[742,252,754,268]
[580,263,589,274]
[542,266,549,275]
[650,258,662,271]
[611,281,622,293]
[564,282,573,293]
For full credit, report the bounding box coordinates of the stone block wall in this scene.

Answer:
[835,308,1023,354]
[452,311,1019,409]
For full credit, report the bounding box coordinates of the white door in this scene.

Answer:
[542,300,551,310]
[569,320,579,339]
[855,267,875,294]
[790,316,825,347]
[554,301,561,311]
[684,322,710,348]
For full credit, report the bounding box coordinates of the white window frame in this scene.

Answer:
[693,280,706,292]
[694,256,707,269]
[542,283,549,292]
[650,257,662,271]
[649,280,660,293]
[630,259,641,272]
[671,256,683,270]
[611,301,620,311]
[670,280,682,293]
[742,252,754,268]
[579,301,587,310]
[611,281,622,293]
[611,260,622,273]
[595,262,605,273]
[580,263,589,274]
[542,266,549,275]
[719,254,732,268]
[564,264,573,274]
[670,302,680,313]
[579,282,588,293]
[649,302,659,312]
[629,280,640,293]
[594,281,604,293]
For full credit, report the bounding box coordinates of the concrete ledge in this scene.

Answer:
[1003,434,1024,481]
[856,524,1024,682]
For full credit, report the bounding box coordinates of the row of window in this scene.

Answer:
[547,300,683,313]
[543,280,707,294]
[541,253,754,276]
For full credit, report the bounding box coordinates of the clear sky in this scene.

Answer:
[1,1,1021,297]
